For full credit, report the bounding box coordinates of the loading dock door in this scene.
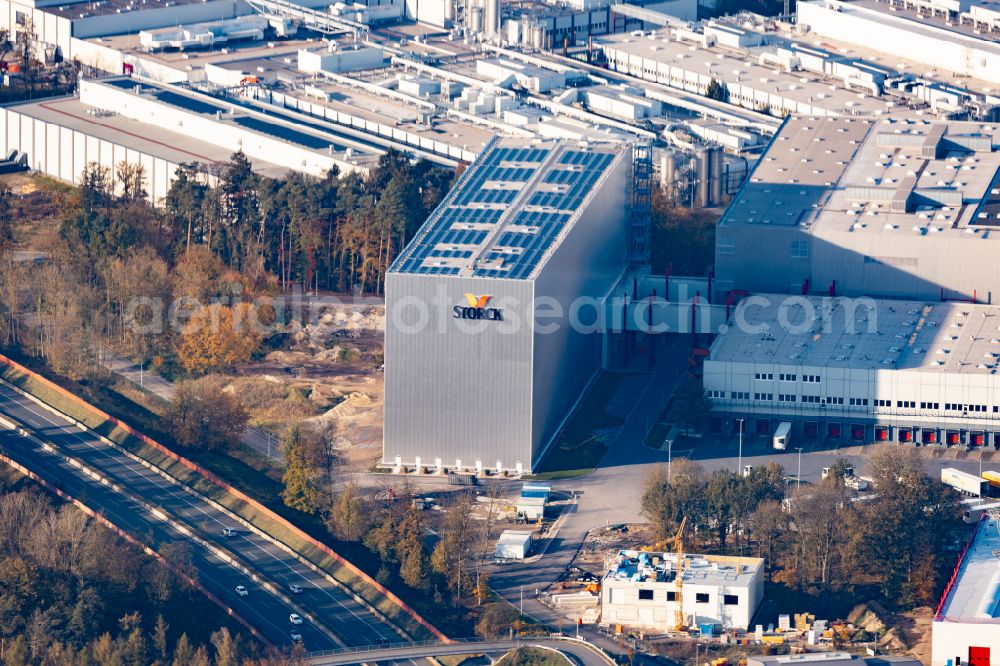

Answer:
[803,421,818,439]
[828,423,841,438]
[756,419,770,436]
[851,424,865,441]
[972,432,984,447]
[969,647,990,666]
[922,429,937,444]
[899,429,913,443]
[947,430,960,446]
[994,432,1000,449]
[875,426,888,441]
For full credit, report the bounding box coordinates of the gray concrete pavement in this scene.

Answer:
[308,637,614,666]
[98,348,285,462]
[484,332,1000,656]
[0,380,404,650]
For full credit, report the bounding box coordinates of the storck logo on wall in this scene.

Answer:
[454,294,504,321]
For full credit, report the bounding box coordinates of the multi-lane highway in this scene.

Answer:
[0,380,401,652]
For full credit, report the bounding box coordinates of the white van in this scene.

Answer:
[773,422,791,451]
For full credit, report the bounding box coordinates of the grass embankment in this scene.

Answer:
[0,358,463,639]
[495,648,571,666]
[529,372,633,480]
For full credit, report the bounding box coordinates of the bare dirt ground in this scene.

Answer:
[230,304,387,472]
[0,172,70,250]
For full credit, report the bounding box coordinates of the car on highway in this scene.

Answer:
[235,585,248,596]
[289,614,303,625]
[289,584,303,594]
[222,527,238,537]
[290,630,302,642]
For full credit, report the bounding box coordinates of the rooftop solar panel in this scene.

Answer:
[154,90,227,116]
[390,140,620,280]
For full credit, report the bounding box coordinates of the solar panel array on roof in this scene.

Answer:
[105,79,158,93]
[453,187,520,206]
[154,90,227,116]
[390,141,619,279]
[232,115,352,151]
[530,155,614,210]
[483,211,572,279]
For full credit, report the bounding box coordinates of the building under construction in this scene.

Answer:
[600,549,764,632]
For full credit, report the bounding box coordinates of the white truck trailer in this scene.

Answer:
[772,422,791,451]
[941,467,989,497]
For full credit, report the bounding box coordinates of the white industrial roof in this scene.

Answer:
[594,31,900,118]
[839,0,1000,53]
[711,295,1000,375]
[937,513,1000,623]
[722,116,1000,237]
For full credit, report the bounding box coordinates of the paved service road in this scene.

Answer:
[308,638,613,666]
[0,381,401,651]
[487,332,1000,658]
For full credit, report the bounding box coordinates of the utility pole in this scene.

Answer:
[796,447,804,492]
[736,418,744,475]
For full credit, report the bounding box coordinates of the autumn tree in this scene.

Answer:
[100,245,171,355]
[850,448,962,606]
[281,425,331,514]
[176,303,264,375]
[326,482,369,541]
[431,493,477,600]
[748,499,786,580]
[641,460,707,540]
[167,378,248,450]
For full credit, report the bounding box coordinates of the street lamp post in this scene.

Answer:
[667,436,673,482]
[736,418,745,475]
[795,447,804,492]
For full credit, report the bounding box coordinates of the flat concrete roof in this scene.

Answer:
[594,30,900,118]
[607,549,763,589]
[769,20,1000,97]
[4,95,290,177]
[937,512,1000,623]
[711,294,1000,376]
[47,0,226,20]
[89,34,316,72]
[849,0,1000,49]
[722,115,1000,236]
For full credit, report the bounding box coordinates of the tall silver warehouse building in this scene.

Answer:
[383,137,635,475]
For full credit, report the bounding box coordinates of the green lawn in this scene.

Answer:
[529,372,634,479]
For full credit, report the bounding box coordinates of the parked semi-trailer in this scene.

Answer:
[773,422,791,451]
[941,467,989,497]
[983,470,1000,496]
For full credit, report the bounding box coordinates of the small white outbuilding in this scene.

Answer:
[495,531,533,560]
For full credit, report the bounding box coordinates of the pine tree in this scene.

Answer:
[153,615,169,663]
[281,426,323,514]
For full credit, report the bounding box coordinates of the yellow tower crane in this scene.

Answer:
[673,516,687,632]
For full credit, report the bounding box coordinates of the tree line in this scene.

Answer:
[640,448,964,610]
[278,426,508,627]
[0,477,309,666]
[0,150,451,381]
